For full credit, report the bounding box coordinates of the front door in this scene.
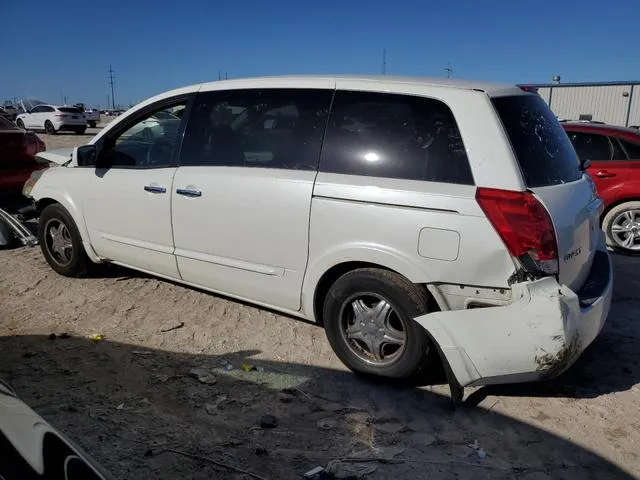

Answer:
[81,98,190,278]
[171,87,334,310]
[567,130,631,197]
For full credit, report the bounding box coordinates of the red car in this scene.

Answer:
[0,116,46,194]
[562,121,640,253]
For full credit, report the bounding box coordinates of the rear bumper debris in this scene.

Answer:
[415,247,613,388]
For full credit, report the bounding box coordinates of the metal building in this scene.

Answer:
[524,81,640,128]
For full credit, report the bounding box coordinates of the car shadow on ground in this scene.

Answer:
[0,335,635,480]
[466,253,640,404]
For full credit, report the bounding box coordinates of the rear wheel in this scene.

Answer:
[16,119,25,129]
[322,268,433,380]
[75,127,87,135]
[38,204,89,277]
[88,121,96,128]
[603,201,640,253]
[44,120,56,135]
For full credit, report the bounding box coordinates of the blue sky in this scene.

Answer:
[1,0,639,108]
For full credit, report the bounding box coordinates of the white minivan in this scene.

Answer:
[24,75,612,390]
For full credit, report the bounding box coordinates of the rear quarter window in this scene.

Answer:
[319,91,474,185]
[492,95,582,188]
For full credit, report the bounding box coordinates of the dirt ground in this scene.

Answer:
[1,128,639,479]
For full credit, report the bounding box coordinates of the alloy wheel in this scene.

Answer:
[611,209,640,251]
[338,293,407,366]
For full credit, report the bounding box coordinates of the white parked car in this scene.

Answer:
[23,75,612,392]
[16,103,86,135]
[82,107,101,128]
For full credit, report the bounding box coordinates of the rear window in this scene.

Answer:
[58,107,82,114]
[492,95,582,188]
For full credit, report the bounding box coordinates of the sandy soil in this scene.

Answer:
[0,130,639,479]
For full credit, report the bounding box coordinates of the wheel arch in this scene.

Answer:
[34,193,101,263]
[601,196,640,225]
[304,250,446,326]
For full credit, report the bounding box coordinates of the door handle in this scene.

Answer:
[176,188,202,198]
[144,184,166,193]
[594,170,615,178]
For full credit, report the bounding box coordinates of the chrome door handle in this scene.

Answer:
[144,185,166,193]
[176,188,202,197]
[594,170,615,178]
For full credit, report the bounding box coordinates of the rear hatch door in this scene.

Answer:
[492,94,602,291]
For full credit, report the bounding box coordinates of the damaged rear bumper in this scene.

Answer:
[414,248,613,387]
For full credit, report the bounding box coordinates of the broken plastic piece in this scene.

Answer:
[303,466,324,478]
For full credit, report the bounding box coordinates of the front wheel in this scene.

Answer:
[16,119,25,129]
[603,201,640,253]
[38,204,89,277]
[75,127,87,135]
[322,268,434,380]
[88,121,96,128]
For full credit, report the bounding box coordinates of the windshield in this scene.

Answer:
[492,95,582,188]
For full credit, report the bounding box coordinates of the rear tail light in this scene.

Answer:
[476,187,558,276]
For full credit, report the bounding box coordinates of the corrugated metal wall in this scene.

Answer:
[537,87,551,104]
[629,86,640,127]
[536,84,640,126]
[550,85,630,124]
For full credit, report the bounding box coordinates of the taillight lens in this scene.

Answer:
[476,187,558,276]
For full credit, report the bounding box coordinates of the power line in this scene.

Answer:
[108,65,116,110]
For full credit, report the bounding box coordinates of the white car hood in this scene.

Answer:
[35,147,74,166]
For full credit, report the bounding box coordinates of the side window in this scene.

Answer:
[100,101,188,168]
[610,137,627,160]
[319,91,473,185]
[620,139,640,159]
[568,132,612,161]
[30,106,43,113]
[43,106,55,113]
[180,89,333,170]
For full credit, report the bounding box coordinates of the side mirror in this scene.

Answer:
[580,158,592,171]
[76,145,97,167]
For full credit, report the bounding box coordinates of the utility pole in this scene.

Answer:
[445,62,453,79]
[225,71,228,80]
[218,70,221,80]
[108,65,116,110]
[382,49,387,75]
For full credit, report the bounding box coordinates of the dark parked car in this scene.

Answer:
[0,116,46,194]
[562,121,640,253]
[0,379,112,479]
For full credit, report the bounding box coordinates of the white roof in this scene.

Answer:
[198,74,517,95]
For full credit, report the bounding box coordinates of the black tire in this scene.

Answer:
[602,201,640,254]
[323,268,433,380]
[75,127,87,135]
[45,120,56,135]
[88,121,96,128]
[38,204,89,277]
[16,119,25,129]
